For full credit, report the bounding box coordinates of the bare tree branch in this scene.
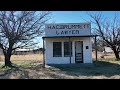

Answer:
[87,11,120,59]
[0,11,51,66]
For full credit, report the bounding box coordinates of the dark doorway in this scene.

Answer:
[75,41,83,63]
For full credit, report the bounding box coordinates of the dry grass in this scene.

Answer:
[0,54,43,63]
[92,51,116,60]
[0,51,116,61]
[0,52,117,63]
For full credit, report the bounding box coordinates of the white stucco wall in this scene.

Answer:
[44,37,92,64]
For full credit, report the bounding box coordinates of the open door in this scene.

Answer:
[75,41,83,63]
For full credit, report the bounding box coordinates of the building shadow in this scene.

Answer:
[48,61,120,77]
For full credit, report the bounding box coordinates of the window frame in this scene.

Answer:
[53,42,62,57]
[64,41,72,57]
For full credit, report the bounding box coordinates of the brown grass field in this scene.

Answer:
[0,51,116,63]
[0,54,43,64]
[92,51,116,60]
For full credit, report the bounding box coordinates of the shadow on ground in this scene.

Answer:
[48,61,120,77]
[0,63,64,79]
[1,60,120,79]
[0,65,30,79]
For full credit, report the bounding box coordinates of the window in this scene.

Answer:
[86,46,89,49]
[53,42,62,57]
[64,42,72,57]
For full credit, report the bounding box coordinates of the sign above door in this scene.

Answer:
[45,23,91,37]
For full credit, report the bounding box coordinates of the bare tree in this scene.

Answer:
[0,11,50,67]
[87,12,120,60]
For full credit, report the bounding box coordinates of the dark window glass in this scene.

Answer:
[53,42,62,57]
[64,42,72,57]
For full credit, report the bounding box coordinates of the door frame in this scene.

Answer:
[75,41,83,63]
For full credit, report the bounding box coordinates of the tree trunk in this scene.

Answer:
[4,47,13,67]
[114,51,120,60]
[5,54,12,67]
[113,50,120,60]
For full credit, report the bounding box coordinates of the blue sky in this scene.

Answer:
[49,11,118,23]
[39,11,119,48]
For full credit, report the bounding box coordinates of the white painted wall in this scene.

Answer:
[44,37,92,64]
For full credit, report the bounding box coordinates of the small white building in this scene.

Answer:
[42,23,97,65]
[104,46,113,53]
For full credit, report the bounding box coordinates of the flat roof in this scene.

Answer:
[42,35,98,39]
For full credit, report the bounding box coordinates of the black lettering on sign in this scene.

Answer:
[62,25,65,29]
[76,30,79,34]
[61,31,64,34]
[60,25,64,29]
[52,26,56,29]
[56,30,80,35]
[64,31,68,34]
[47,26,52,29]
[56,25,60,29]
[78,25,83,29]
[69,31,71,34]
[72,30,75,34]
[71,25,77,29]
[64,25,68,29]
[83,25,86,28]
[87,24,90,28]
[56,31,59,35]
